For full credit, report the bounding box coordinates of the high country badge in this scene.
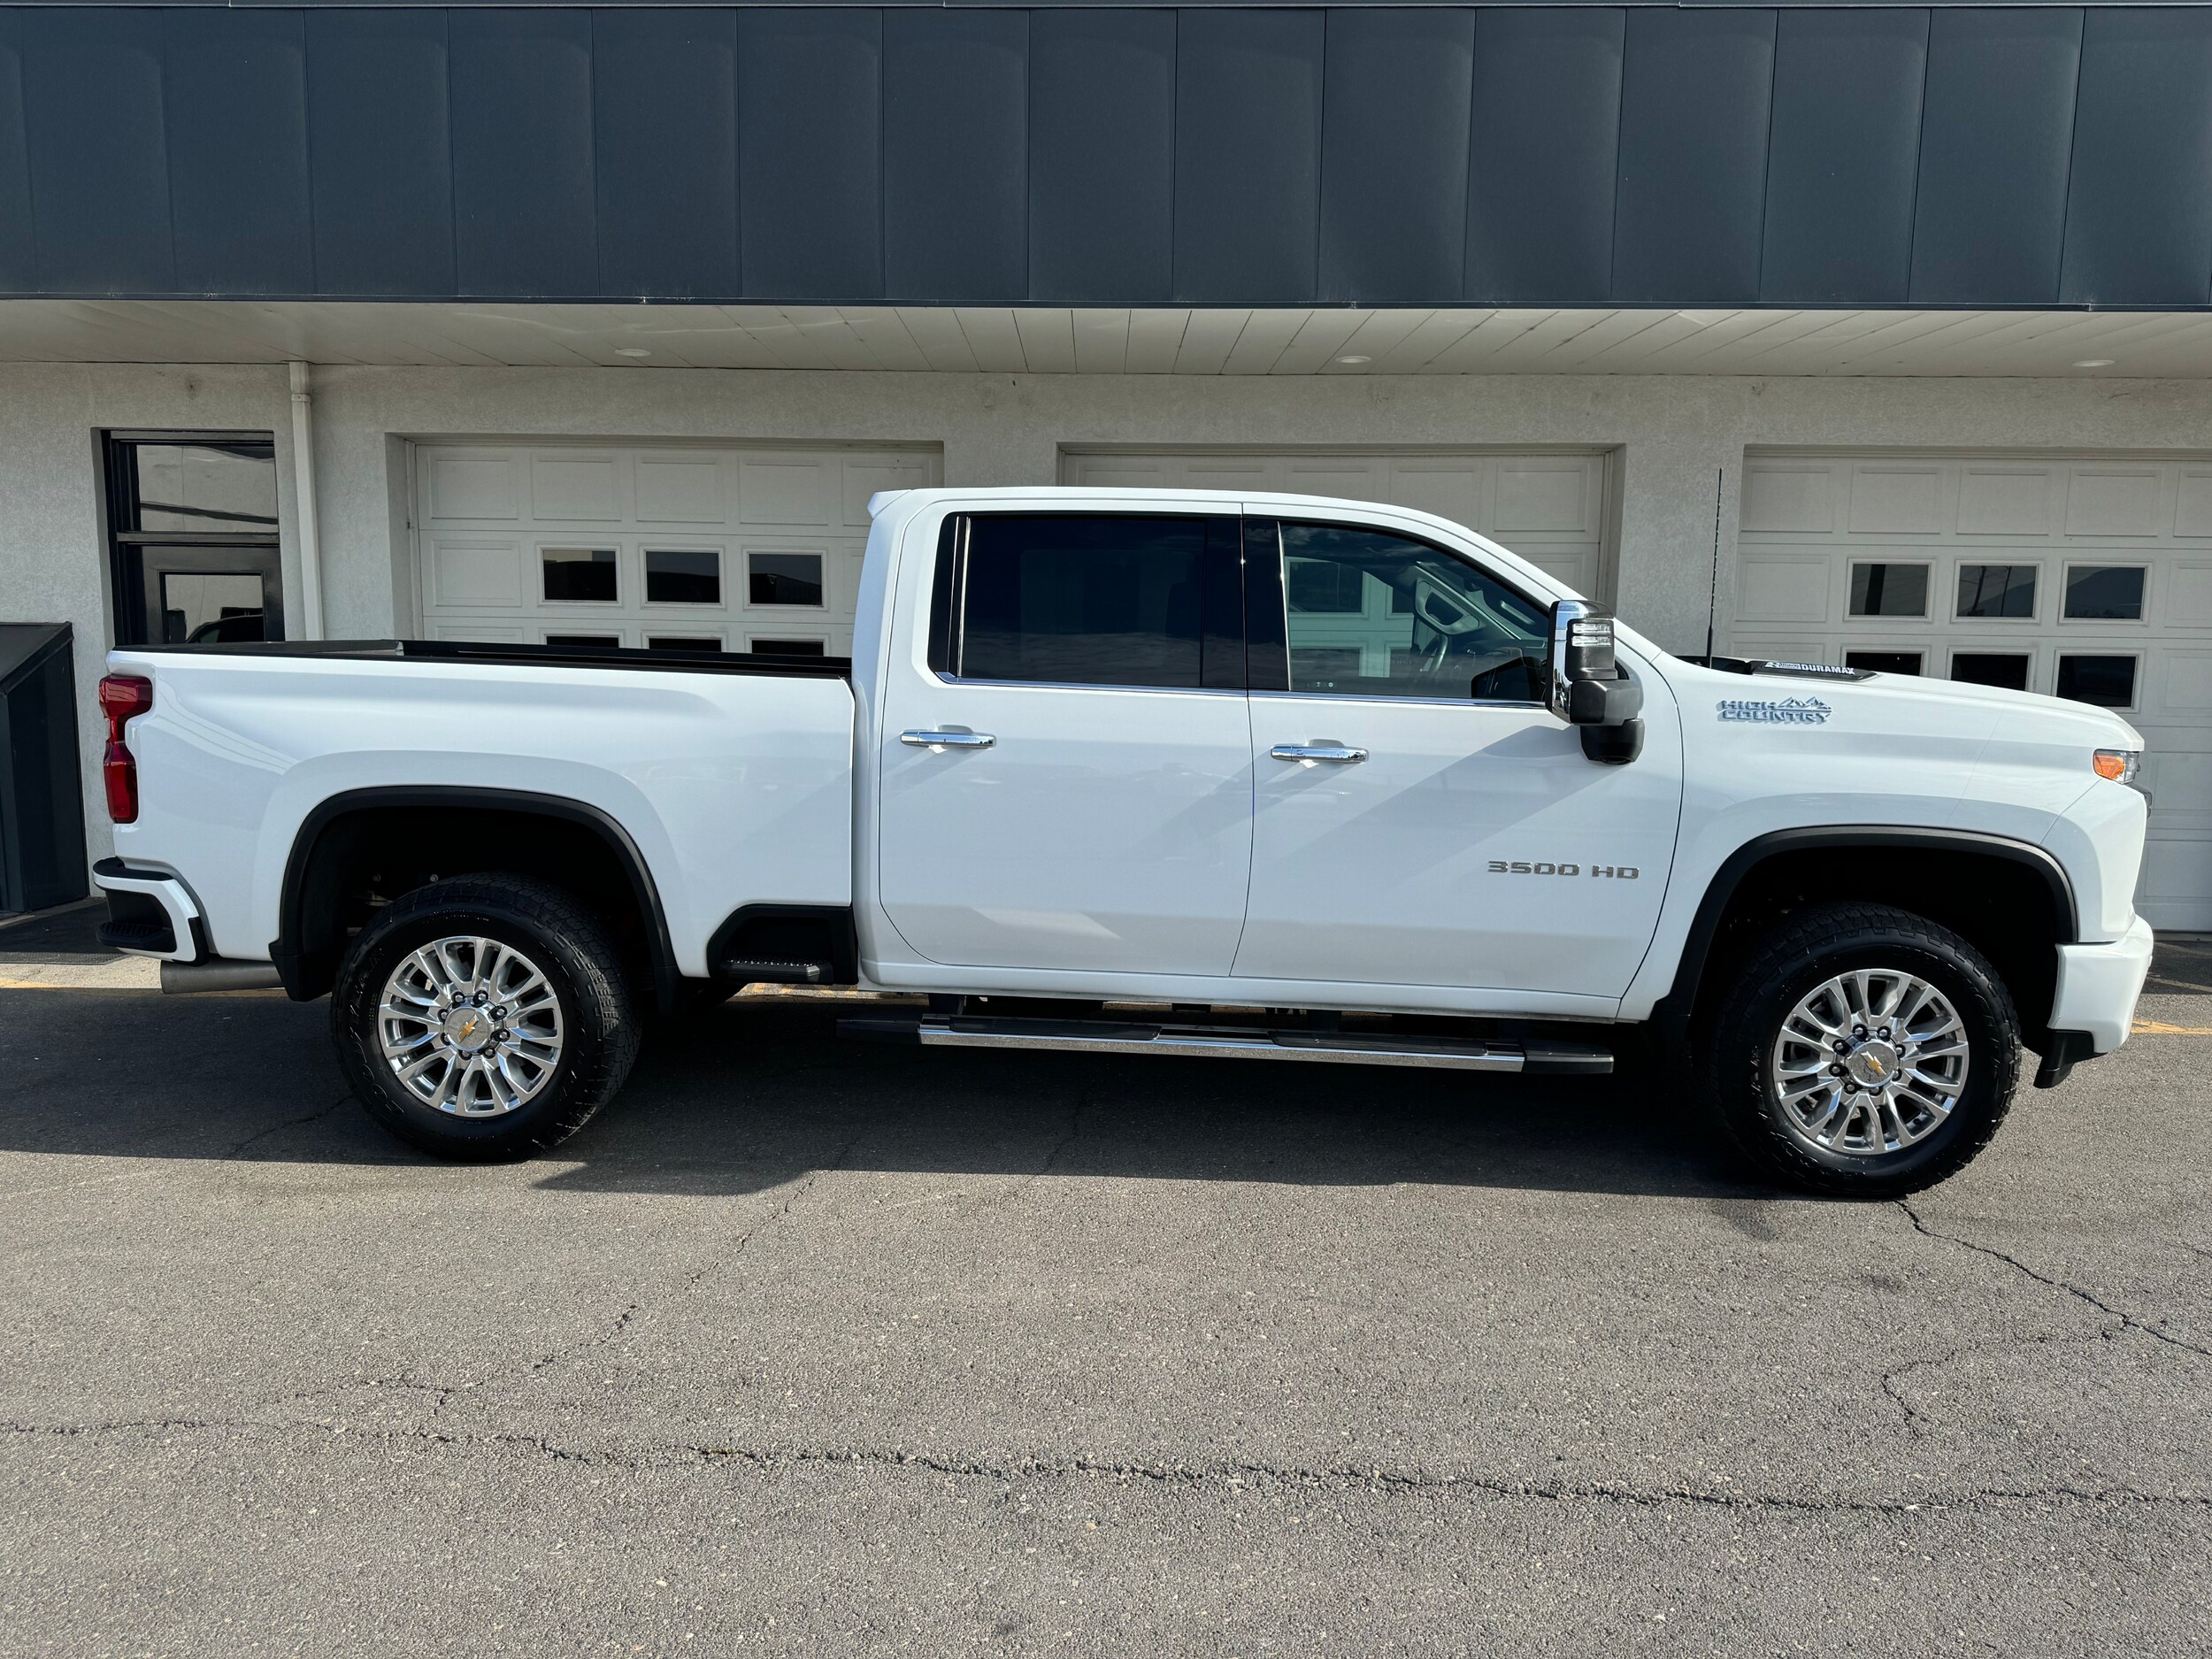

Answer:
[1717,696,1832,725]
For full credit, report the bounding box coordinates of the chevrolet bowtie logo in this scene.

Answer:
[1864,1056,1887,1079]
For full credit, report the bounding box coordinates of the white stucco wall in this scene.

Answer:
[11,355,2212,879]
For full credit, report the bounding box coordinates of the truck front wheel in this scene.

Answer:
[1699,902,2021,1197]
[330,874,641,1160]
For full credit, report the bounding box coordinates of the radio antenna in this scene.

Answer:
[1704,467,1724,662]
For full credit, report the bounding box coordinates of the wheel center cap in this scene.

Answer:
[1846,1040,1901,1090]
[442,1005,493,1053]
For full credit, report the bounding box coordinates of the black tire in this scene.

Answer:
[330,874,641,1160]
[1697,902,2021,1198]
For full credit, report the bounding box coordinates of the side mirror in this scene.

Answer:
[1548,600,1644,764]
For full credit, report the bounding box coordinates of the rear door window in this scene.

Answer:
[933,514,1241,690]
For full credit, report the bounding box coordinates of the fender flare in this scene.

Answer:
[1654,826,2078,1038]
[272,785,680,1010]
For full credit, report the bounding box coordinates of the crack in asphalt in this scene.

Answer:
[6,1413,2209,1517]
[520,1133,864,1385]
[981,1088,1087,1210]
[1895,1200,2212,1361]
[225,1091,349,1160]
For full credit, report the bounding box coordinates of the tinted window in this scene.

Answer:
[1951,653,2031,690]
[1955,565,2036,618]
[1848,562,1928,618]
[2064,565,2146,620]
[2056,654,2137,708]
[1844,650,1922,676]
[542,548,617,603]
[1277,525,1549,702]
[749,552,824,607]
[645,549,720,604]
[955,516,1207,689]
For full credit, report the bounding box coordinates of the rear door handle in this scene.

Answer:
[1270,743,1367,764]
[902,730,995,749]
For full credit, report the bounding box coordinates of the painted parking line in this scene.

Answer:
[2131,1018,2212,1035]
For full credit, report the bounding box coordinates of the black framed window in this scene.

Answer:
[2056,654,2138,709]
[1955,565,2037,619]
[1951,653,2032,690]
[1844,649,1923,676]
[930,514,1238,691]
[2064,565,2147,621]
[102,433,282,646]
[1847,562,1929,618]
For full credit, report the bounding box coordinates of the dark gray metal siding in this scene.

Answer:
[1,4,2209,309]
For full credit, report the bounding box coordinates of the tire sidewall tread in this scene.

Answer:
[1697,902,2022,1199]
[330,874,640,1160]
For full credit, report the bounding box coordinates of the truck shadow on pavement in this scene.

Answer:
[0,989,1770,1201]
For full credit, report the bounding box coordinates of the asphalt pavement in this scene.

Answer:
[2,909,2207,1656]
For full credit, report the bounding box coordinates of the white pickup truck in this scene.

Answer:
[91,487,2154,1196]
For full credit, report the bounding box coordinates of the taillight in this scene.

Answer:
[98,674,153,824]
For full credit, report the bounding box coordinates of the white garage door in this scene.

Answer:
[1060,449,1612,599]
[414,442,941,658]
[1734,452,2212,930]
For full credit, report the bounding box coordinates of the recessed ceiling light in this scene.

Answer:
[1334,354,1372,365]
[617,347,651,358]
[2073,357,2116,368]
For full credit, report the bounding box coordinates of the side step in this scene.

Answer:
[716,957,834,986]
[838,1014,1611,1075]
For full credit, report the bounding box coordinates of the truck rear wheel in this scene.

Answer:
[330,874,640,1160]
[1698,902,2021,1198]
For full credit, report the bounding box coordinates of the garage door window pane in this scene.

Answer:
[1280,524,1549,701]
[649,635,723,652]
[2064,565,2146,620]
[957,516,1205,689]
[751,637,826,657]
[546,633,621,649]
[542,548,617,603]
[1955,565,2036,619]
[749,552,824,607]
[1951,653,2031,690]
[1844,650,1922,676]
[1847,563,1928,618]
[2056,654,2137,708]
[645,549,721,605]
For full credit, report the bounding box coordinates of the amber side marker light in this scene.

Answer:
[2093,749,2142,786]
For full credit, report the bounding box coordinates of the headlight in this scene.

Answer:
[2093,749,2142,787]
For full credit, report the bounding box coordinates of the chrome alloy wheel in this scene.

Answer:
[376,935,565,1117]
[1770,968,1970,1157]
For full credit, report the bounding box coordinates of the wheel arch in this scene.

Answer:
[273,786,680,1011]
[1655,826,2078,1048]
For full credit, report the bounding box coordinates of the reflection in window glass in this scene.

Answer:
[1844,650,1922,676]
[1955,564,2037,618]
[958,516,1205,688]
[1848,562,1929,618]
[542,548,617,603]
[749,552,825,607]
[750,638,826,657]
[129,441,279,533]
[159,571,266,644]
[645,549,720,604]
[2056,654,2137,708]
[1279,524,1549,702]
[1951,653,2031,691]
[2064,565,2146,620]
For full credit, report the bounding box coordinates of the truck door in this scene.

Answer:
[1233,518,1679,999]
[875,511,1254,975]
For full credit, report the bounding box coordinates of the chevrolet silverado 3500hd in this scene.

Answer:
[91,487,2154,1196]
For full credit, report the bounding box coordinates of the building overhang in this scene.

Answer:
[5,301,2212,379]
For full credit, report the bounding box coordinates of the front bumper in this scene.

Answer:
[2049,915,2156,1055]
[90,858,207,964]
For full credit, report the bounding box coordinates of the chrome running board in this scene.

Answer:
[839,1015,1611,1075]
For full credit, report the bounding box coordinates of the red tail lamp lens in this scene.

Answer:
[98,674,153,824]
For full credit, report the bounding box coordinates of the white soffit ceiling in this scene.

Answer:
[4,301,2212,378]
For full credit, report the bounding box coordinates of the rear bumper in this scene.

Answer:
[2049,916,2155,1055]
[90,858,208,964]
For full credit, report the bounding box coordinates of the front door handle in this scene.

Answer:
[1270,743,1368,764]
[902,730,995,749]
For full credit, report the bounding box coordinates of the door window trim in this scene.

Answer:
[1248,516,1556,708]
[926,510,1247,695]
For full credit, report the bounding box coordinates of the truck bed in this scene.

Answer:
[126,638,854,680]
